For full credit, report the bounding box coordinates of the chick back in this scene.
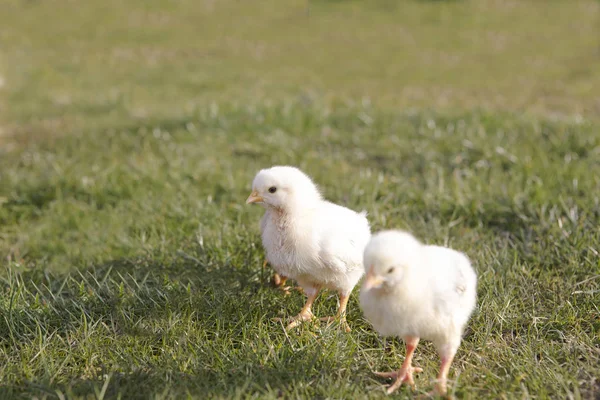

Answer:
[314,201,371,293]
[425,246,477,337]
[260,201,370,294]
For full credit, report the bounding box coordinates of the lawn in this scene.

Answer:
[1,0,599,399]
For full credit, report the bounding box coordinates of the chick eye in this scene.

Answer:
[387,267,395,274]
[268,186,277,193]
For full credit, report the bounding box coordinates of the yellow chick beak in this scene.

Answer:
[363,267,385,290]
[246,191,264,204]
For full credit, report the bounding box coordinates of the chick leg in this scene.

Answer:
[434,346,456,396]
[285,286,320,330]
[270,269,291,296]
[272,275,304,295]
[375,336,423,394]
[319,292,351,332]
[271,272,288,288]
[417,345,457,399]
[266,261,303,296]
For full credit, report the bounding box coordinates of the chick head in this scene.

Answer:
[362,230,423,291]
[246,166,322,211]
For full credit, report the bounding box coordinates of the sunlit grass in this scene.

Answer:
[1,0,599,398]
[1,102,599,398]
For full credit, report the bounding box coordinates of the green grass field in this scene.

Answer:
[1,0,599,399]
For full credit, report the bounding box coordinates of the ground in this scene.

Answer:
[0,0,599,399]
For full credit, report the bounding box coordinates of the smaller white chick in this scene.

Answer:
[359,230,477,396]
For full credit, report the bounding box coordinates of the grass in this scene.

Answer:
[1,0,600,399]
[1,104,599,399]
[1,0,599,137]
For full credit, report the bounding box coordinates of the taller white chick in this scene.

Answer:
[360,230,477,395]
[246,166,371,332]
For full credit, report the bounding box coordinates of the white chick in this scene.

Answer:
[359,230,477,396]
[246,166,371,332]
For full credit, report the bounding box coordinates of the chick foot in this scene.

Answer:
[267,263,288,293]
[415,346,455,399]
[271,272,287,288]
[417,387,454,400]
[318,293,352,332]
[271,311,313,329]
[319,316,351,332]
[284,310,314,330]
[275,287,320,331]
[279,285,304,296]
[375,365,423,394]
[270,272,303,296]
[265,261,288,291]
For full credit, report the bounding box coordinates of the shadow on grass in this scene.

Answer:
[0,237,371,398]
[0,367,310,399]
[0,243,274,335]
[0,242,307,394]
[0,242,376,399]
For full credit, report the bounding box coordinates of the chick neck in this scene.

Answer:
[267,187,322,215]
[271,198,320,216]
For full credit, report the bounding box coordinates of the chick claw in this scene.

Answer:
[319,316,351,333]
[270,272,303,296]
[280,286,292,296]
[417,392,453,400]
[285,311,314,330]
[270,272,286,288]
[279,285,304,296]
[265,262,287,291]
[272,310,314,331]
[375,365,423,394]
[417,384,453,400]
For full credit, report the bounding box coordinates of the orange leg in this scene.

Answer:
[263,259,285,286]
[418,344,457,399]
[285,286,320,330]
[375,336,423,394]
[319,292,352,332]
[272,273,303,295]
[434,348,456,396]
[265,260,302,295]
[271,272,288,288]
